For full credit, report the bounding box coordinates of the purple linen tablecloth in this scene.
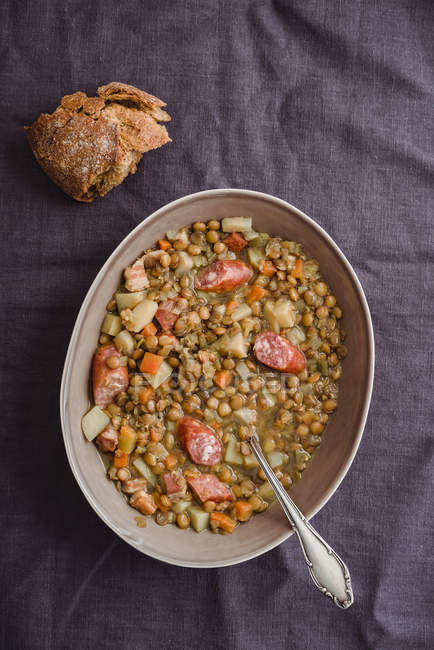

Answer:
[1,1,433,648]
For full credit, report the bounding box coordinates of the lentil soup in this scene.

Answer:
[81,217,346,534]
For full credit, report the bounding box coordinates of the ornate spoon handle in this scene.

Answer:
[249,435,354,609]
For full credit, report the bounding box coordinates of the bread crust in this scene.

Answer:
[25,83,171,202]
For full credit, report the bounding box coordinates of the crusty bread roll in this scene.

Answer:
[25,82,171,202]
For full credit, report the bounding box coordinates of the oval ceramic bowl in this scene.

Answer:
[60,189,374,568]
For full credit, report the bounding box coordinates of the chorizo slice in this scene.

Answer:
[254,331,306,373]
[177,416,223,466]
[194,260,253,293]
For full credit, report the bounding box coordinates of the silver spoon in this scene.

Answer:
[249,434,354,609]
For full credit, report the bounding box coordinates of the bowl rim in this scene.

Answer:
[60,188,375,568]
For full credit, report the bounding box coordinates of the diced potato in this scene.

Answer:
[224,434,244,466]
[243,453,259,469]
[233,408,257,426]
[116,291,145,312]
[257,481,276,502]
[309,335,323,351]
[174,251,194,276]
[221,216,252,232]
[287,326,306,346]
[247,247,266,269]
[236,360,252,381]
[218,331,248,358]
[114,329,135,355]
[264,299,295,331]
[143,360,172,389]
[166,229,189,243]
[132,457,156,486]
[231,304,252,322]
[266,450,284,468]
[243,229,259,241]
[81,407,110,441]
[123,299,158,332]
[273,298,296,328]
[303,260,319,279]
[171,500,191,514]
[101,313,122,336]
[248,232,270,248]
[187,505,210,533]
[260,389,277,408]
[147,442,169,460]
[318,358,329,376]
[263,300,280,333]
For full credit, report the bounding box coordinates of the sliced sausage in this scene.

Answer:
[223,232,248,253]
[92,344,129,408]
[194,260,253,293]
[129,490,157,515]
[124,258,149,291]
[254,331,306,373]
[162,470,187,497]
[187,474,234,503]
[95,426,118,452]
[177,416,223,466]
[122,478,148,494]
[155,298,181,331]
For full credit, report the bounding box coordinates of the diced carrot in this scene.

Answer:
[210,511,236,533]
[150,427,163,442]
[246,285,267,304]
[153,491,170,512]
[158,239,171,251]
[140,352,163,375]
[260,260,276,277]
[164,454,178,470]
[141,322,157,337]
[226,300,239,314]
[113,449,129,468]
[234,500,253,522]
[214,370,232,389]
[291,259,303,280]
[139,386,154,405]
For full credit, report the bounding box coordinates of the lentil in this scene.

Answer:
[176,512,190,529]
[206,230,219,244]
[106,355,120,369]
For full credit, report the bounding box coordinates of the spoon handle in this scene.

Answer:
[249,435,354,609]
